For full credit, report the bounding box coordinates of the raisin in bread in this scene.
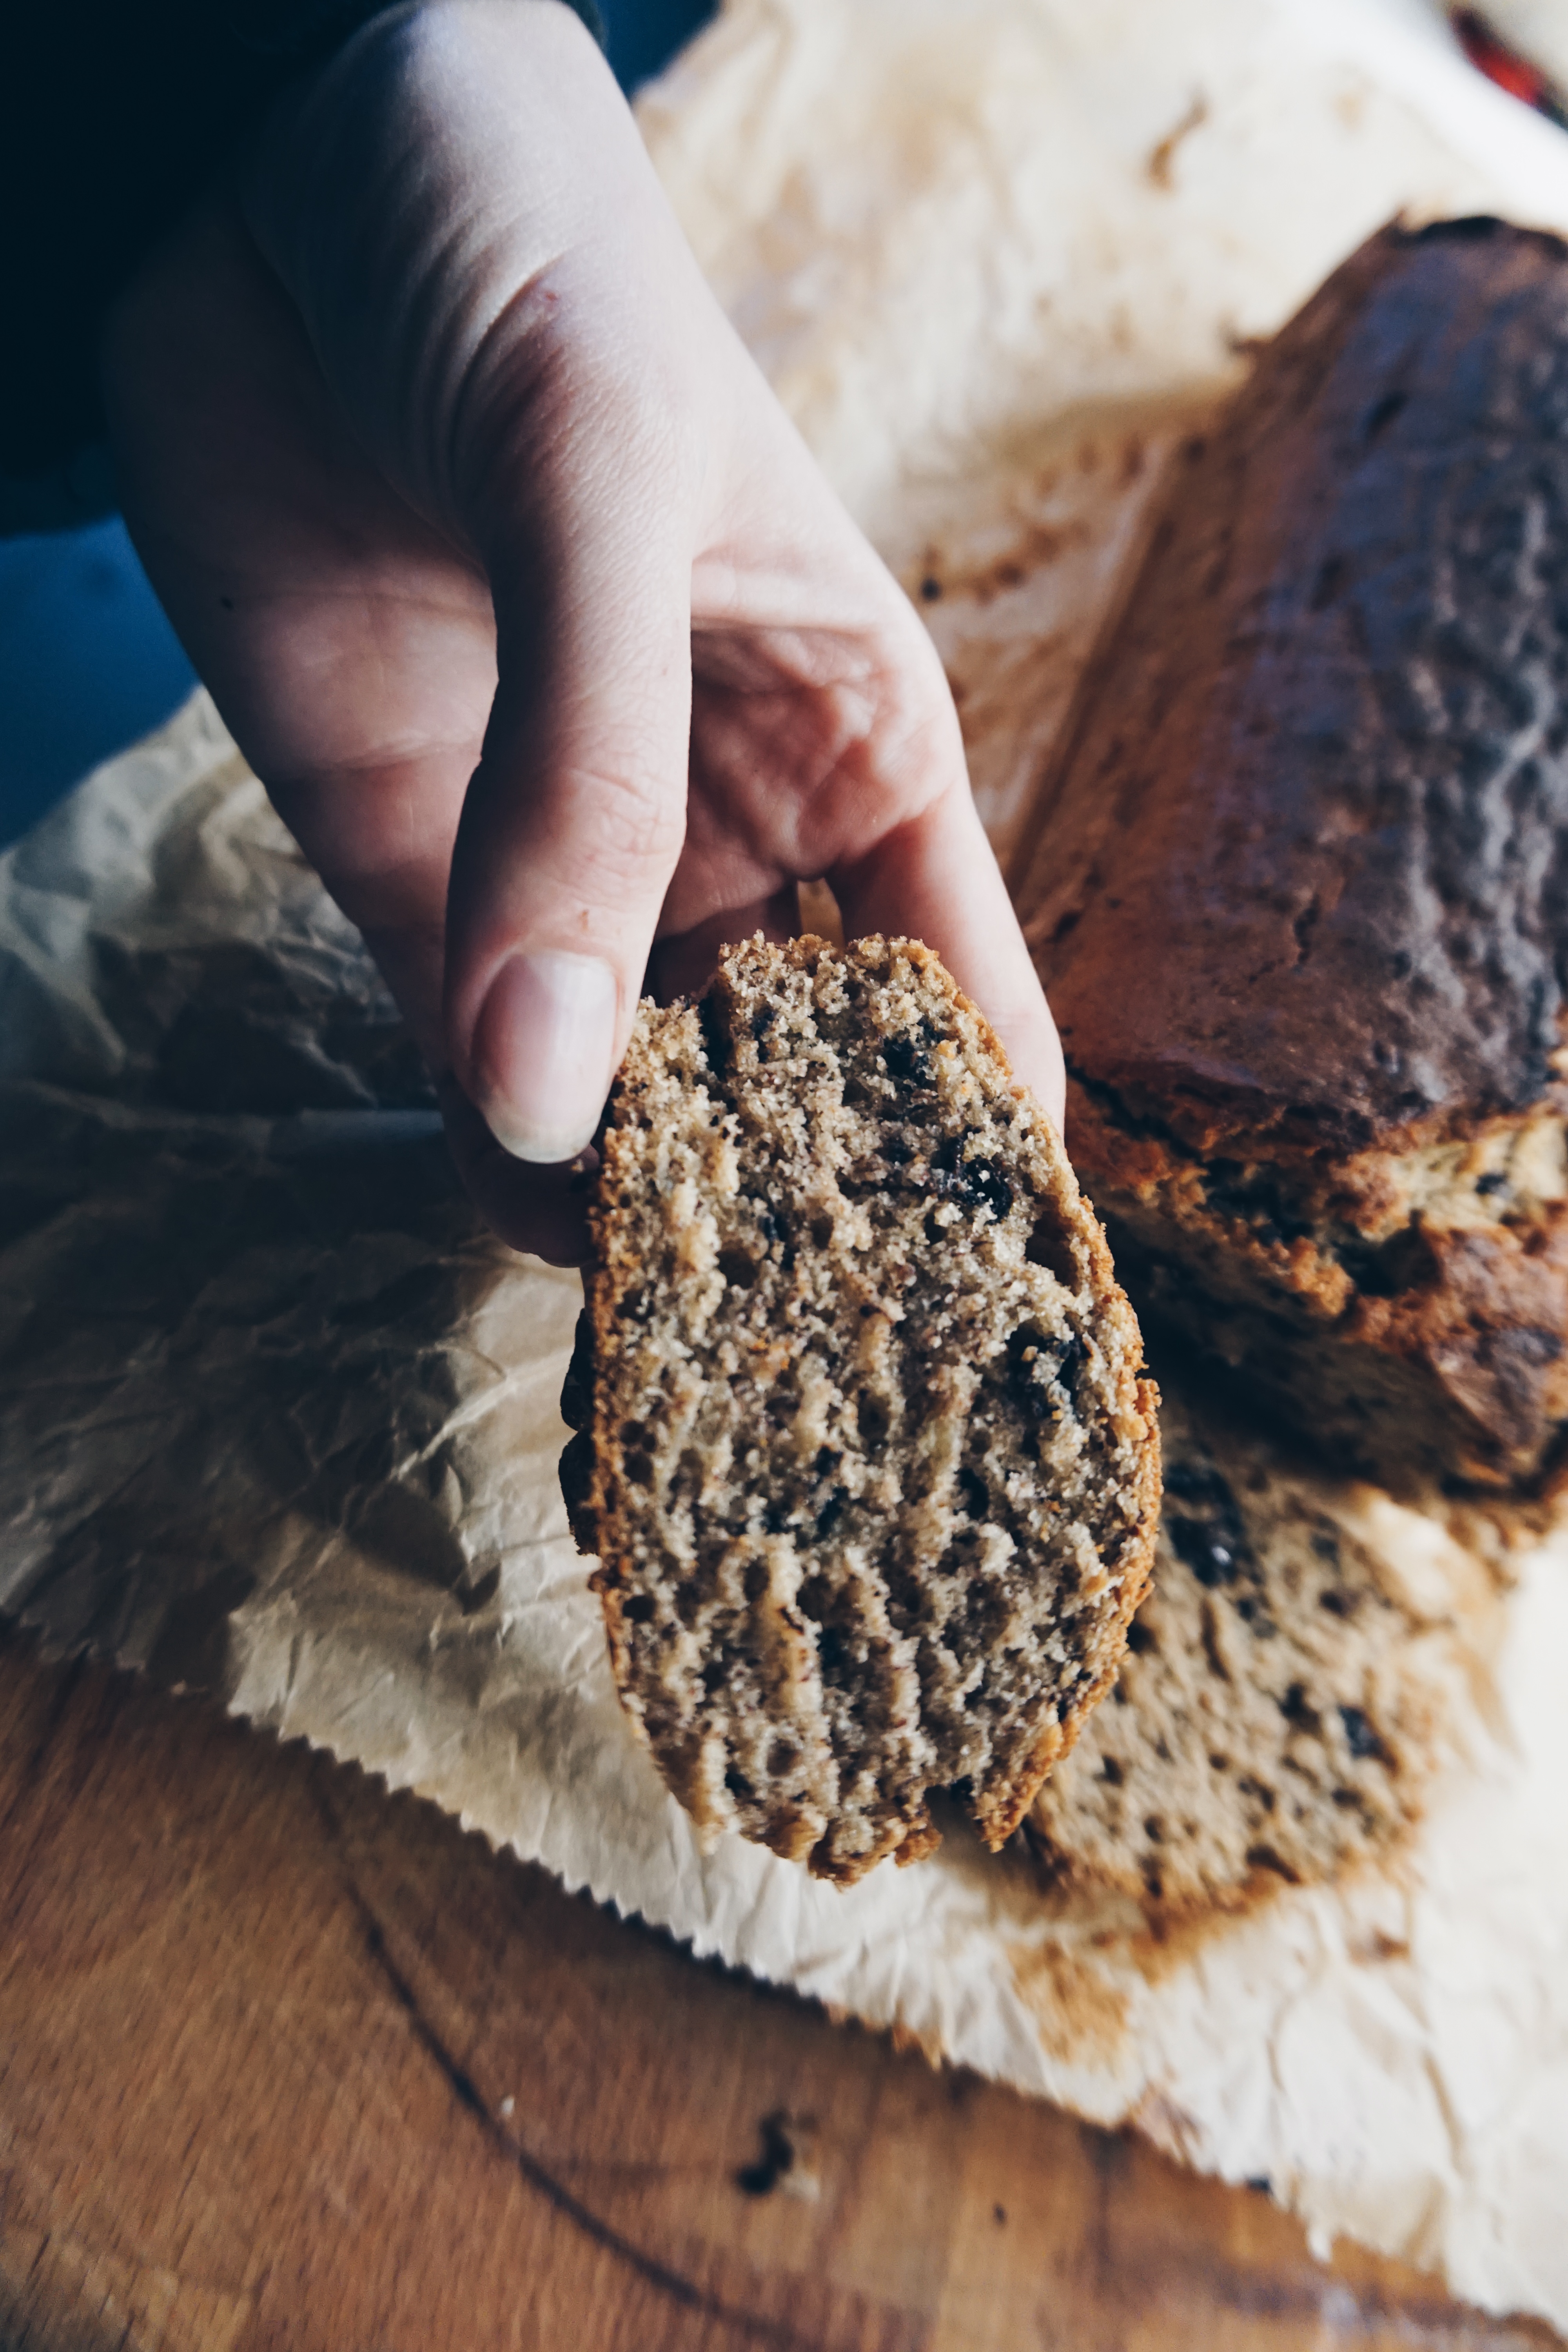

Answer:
[1014,220,1568,1492]
[1028,1378,1488,1918]
[560,935,1160,1885]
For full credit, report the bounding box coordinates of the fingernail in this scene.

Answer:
[472,951,619,1163]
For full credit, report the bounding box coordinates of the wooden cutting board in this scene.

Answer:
[0,1626,1556,2352]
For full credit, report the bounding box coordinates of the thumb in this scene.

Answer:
[444,473,693,1165]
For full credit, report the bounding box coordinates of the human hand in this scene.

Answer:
[102,0,1064,1262]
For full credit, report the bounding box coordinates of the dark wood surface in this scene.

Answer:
[0,1626,1557,2352]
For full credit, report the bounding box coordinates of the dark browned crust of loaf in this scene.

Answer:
[1017,216,1568,1158]
[561,936,1160,1884]
[1014,219,1568,1488]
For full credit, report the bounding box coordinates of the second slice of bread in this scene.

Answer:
[1029,1379,1481,1917]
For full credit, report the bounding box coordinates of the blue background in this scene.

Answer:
[0,0,715,847]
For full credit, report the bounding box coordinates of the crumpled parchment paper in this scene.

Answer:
[6,0,1568,2329]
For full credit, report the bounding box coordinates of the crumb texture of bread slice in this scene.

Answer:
[561,935,1160,1885]
[1029,1382,1468,1918]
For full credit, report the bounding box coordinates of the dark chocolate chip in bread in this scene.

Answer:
[561,935,1160,1885]
[1014,219,1568,1490]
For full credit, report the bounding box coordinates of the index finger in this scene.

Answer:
[830,782,1067,1132]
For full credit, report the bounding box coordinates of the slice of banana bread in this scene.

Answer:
[1028,1380,1477,1919]
[560,935,1160,1886]
[1014,220,1568,1492]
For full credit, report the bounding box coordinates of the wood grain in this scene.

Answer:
[0,1626,1557,2352]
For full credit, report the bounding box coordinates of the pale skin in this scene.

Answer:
[101,0,1065,1263]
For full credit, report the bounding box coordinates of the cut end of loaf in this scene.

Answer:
[561,935,1160,1885]
[1028,1380,1459,1918]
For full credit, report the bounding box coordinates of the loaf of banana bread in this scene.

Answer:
[1015,219,1568,1491]
[561,935,1160,1884]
